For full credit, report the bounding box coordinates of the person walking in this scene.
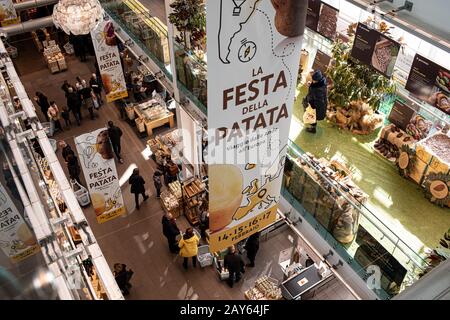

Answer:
[61,80,72,97]
[90,73,103,105]
[153,171,162,198]
[61,106,71,128]
[244,232,260,267]
[178,228,199,270]
[162,213,180,253]
[224,245,245,288]
[47,101,62,135]
[59,141,74,162]
[129,168,149,210]
[80,80,95,120]
[107,121,124,163]
[66,87,82,125]
[113,263,133,296]
[66,152,81,184]
[303,70,328,134]
[34,92,50,122]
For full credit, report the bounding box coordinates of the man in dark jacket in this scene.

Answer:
[244,232,260,267]
[162,213,180,253]
[90,73,103,105]
[153,171,162,198]
[224,245,245,288]
[304,70,328,134]
[80,82,95,120]
[34,92,50,122]
[129,168,149,210]
[66,87,82,125]
[107,121,124,163]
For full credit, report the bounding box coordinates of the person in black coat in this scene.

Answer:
[90,73,104,105]
[162,213,180,253]
[244,232,260,267]
[66,87,82,125]
[224,245,245,288]
[66,153,81,184]
[34,92,50,122]
[153,170,162,198]
[129,168,149,210]
[113,263,133,295]
[107,121,123,163]
[304,70,328,134]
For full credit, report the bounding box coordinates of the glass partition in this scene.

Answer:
[100,0,172,81]
[173,40,207,114]
[283,139,429,300]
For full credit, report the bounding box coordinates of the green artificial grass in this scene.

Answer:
[289,86,450,253]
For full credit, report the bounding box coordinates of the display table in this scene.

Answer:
[280,264,333,300]
[132,100,174,136]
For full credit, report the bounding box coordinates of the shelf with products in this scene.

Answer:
[32,150,107,300]
[181,177,206,226]
[160,190,181,218]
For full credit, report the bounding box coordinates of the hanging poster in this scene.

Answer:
[0,183,39,263]
[0,0,19,27]
[305,0,338,41]
[207,0,305,252]
[75,128,126,224]
[405,54,450,115]
[91,20,128,103]
[351,23,400,78]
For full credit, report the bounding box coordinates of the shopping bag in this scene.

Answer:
[303,105,316,124]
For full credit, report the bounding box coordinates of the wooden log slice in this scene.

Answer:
[398,152,410,170]
[430,180,449,200]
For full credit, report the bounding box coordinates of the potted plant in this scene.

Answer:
[168,0,206,51]
[325,21,397,135]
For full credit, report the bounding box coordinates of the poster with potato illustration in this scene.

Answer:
[75,128,126,224]
[207,0,305,252]
[91,20,128,103]
[0,183,40,263]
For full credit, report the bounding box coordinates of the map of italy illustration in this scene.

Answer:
[218,0,261,64]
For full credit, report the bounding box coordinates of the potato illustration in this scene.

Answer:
[209,164,243,232]
[17,223,36,246]
[96,130,114,160]
[271,0,308,37]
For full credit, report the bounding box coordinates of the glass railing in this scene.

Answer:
[283,139,430,300]
[99,0,172,81]
[173,40,207,114]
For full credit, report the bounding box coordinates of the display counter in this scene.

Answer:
[280,264,333,300]
[126,97,174,136]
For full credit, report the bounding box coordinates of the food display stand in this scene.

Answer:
[245,276,283,300]
[160,190,181,218]
[181,178,206,225]
[129,98,174,136]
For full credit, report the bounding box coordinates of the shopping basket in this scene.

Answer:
[197,245,213,267]
[71,179,90,207]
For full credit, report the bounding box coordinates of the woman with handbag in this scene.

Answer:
[303,70,328,134]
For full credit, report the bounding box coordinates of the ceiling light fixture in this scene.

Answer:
[52,0,104,35]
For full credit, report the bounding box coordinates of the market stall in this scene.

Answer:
[126,96,174,136]
[42,41,67,74]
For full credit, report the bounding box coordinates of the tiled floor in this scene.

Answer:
[10,38,356,300]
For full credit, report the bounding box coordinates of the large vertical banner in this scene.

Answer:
[0,0,19,27]
[91,20,128,103]
[0,183,39,263]
[75,128,126,223]
[207,0,306,252]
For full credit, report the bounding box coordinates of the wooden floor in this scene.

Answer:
[8,37,356,300]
